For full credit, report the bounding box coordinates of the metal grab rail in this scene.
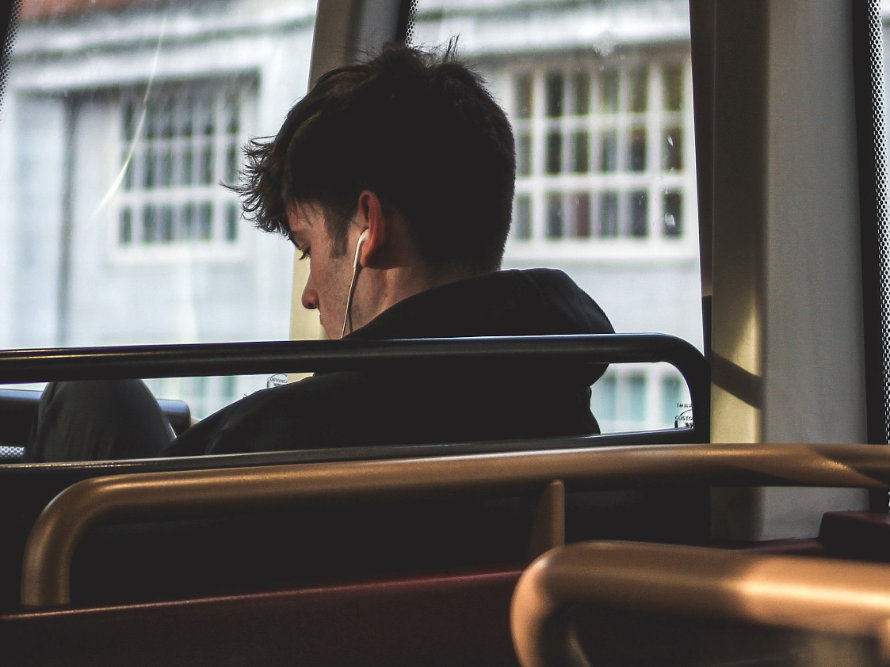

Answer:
[0,335,710,443]
[21,441,890,608]
[511,541,890,667]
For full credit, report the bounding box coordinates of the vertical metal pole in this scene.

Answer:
[528,480,565,559]
[851,0,890,510]
[57,96,79,347]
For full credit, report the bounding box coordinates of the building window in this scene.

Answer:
[509,56,693,247]
[115,78,253,251]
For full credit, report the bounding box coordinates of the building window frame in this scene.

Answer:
[109,75,256,263]
[505,51,698,262]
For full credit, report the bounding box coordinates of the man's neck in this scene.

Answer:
[351,263,487,331]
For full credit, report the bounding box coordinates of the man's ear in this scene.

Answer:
[356,190,388,268]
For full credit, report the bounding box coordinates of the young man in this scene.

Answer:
[27,43,613,461]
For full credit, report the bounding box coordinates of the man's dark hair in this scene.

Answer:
[234,42,516,274]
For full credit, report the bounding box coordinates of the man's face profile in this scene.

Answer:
[288,203,357,339]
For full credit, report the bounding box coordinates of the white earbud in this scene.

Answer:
[352,229,369,270]
[341,229,370,338]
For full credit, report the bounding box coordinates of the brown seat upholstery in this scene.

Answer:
[1,568,522,667]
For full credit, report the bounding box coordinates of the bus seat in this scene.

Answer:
[727,538,825,557]
[14,441,890,612]
[8,442,890,664]
[0,386,192,456]
[818,510,890,562]
[510,541,890,666]
[16,441,717,610]
[0,435,709,613]
[1,568,522,667]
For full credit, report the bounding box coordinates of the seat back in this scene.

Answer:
[18,441,890,609]
[511,541,890,666]
[2,569,523,667]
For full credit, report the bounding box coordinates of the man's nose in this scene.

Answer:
[301,274,318,310]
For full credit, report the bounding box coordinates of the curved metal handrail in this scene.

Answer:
[0,335,710,443]
[0,335,703,380]
[511,541,890,667]
[21,441,890,607]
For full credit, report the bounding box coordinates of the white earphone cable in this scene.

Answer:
[340,231,368,338]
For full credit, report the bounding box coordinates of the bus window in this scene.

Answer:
[411,0,703,432]
[0,0,317,414]
[0,0,703,443]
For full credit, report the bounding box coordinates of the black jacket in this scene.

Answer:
[163,269,613,456]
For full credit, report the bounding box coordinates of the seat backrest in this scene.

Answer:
[1,568,523,667]
[0,436,710,613]
[511,541,890,666]
[0,387,192,454]
[17,441,890,611]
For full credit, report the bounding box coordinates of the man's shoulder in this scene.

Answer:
[163,371,370,457]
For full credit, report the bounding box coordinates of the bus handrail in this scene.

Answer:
[21,441,890,608]
[0,334,710,443]
[511,540,890,667]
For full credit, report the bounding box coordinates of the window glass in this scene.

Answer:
[1,0,317,417]
[2,0,703,436]
[591,374,616,424]
[591,363,690,433]
[414,0,702,432]
[662,375,684,426]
